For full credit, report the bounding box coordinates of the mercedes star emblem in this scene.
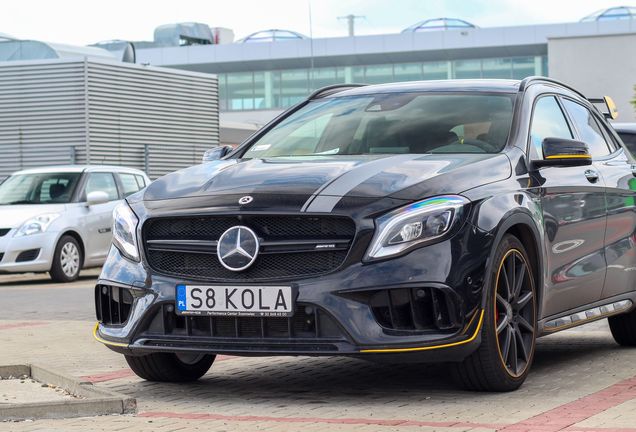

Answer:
[238,196,253,205]
[217,226,259,271]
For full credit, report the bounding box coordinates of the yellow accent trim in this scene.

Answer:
[93,322,129,348]
[604,96,619,120]
[545,154,591,160]
[359,310,484,353]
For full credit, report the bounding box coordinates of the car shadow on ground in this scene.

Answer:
[109,331,629,405]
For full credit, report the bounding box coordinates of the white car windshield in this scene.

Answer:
[243,92,515,159]
[0,172,81,205]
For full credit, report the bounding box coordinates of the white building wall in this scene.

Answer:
[548,34,636,122]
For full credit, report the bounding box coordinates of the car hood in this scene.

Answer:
[139,154,511,213]
[0,204,68,229]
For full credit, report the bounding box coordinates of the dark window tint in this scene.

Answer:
[119,173,143,197]
[530,96,573,157]
[561,99,611,157]
[84,172,118,201]
[618,132,636,158]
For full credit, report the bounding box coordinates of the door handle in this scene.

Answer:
[584,169,599,183]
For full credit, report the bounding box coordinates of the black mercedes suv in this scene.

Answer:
[95,77,636,391]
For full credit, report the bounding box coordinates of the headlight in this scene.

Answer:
[15,213,61,237]
[364,195,469,260]
[112,203,140,262]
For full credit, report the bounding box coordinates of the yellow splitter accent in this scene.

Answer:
[93,322,129,348]
[545,154,591,159]
[360,309,484,353]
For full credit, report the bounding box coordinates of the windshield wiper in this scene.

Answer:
[5,200,35,205]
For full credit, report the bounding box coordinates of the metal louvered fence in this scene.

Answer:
[0,58,219,180]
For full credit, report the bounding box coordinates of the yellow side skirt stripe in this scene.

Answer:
[359,309,484,354]
[93,322,129,348]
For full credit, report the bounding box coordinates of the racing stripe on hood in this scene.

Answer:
[301,154,423,212]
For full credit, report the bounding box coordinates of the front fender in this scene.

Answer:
[465,190,546,316]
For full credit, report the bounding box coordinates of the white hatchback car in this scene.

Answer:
[0,165,150,282]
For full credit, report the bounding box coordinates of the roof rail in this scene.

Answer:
[308,83,367,100]
[519,76,587,99]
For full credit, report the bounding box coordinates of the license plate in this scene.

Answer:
[176,285,294,317]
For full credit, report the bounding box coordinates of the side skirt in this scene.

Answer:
[538,292,636,336]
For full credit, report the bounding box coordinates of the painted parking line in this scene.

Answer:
[138,411,503,429]
[137,374,636,431]
[502,376,636,432]
[82,355,236,383]
[0,321,49,331]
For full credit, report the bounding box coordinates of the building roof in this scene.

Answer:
[402,17,477,33]
[581,6,636,22]
[238,29,308,43]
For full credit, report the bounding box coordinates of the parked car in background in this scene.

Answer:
[0,166,150,282]
[613,123,636,157]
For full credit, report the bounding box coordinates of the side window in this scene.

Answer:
[134,175,146,189]
[618,132,636,158]
[84,172,119,201]
[561,99,611,157]
[529,96,573,157]
[119,173,143,197]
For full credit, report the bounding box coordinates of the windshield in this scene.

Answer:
[0,172,81,205]
[243,92,515,158]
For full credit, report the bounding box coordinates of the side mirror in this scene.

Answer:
[533,137,592,168]
[202,145,233,163]
[86,191,109,206]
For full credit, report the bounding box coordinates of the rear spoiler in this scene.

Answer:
[588,96,619,120]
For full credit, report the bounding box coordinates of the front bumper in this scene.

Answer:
[95,218,493,362]
[0,230,57,273]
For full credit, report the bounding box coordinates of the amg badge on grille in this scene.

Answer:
[217,226,260,271]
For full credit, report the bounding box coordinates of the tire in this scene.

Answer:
[608,309,636,346]
[452,234,538,392]
[49,235,83,283]
[125,353,215,382]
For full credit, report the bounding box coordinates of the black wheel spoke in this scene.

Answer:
[505,257,515,301]
[518,314,534,333]
[501,326,512,363]
[515,326,529,363]
[513,262,526,300]
[516,291,533,311]
[501,265,512,301]
[509,327,518,373]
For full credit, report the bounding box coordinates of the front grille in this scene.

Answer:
[95,285,134,325]
[15,249,40,263]
[369,287,462,333]
[142,303,346,345]
[143,215,355,281]
[0,228,10,237]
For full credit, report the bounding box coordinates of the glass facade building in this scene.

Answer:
[217,55,547,111]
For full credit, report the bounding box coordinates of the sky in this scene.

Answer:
[0,0,627,46]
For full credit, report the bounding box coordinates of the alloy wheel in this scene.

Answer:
[60,242,80,278]
[494,249,536,378]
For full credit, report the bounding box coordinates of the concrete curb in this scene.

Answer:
[0,364,136,421]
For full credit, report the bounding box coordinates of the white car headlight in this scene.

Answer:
[15,213,61,237]
[364,195,469,260]
[112,203,140,262]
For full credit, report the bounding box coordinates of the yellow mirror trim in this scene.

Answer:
[545,154,591,160]
[604,96,619,120]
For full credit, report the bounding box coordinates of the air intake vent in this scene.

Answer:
[95,285,134,325]
[370,287,461,333]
